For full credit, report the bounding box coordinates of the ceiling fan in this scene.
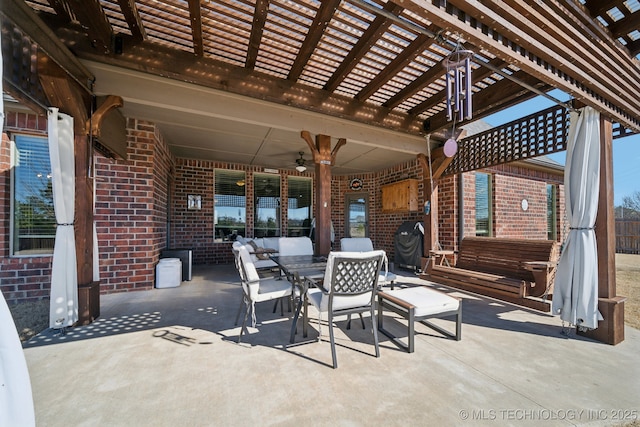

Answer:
[295,152,308,172]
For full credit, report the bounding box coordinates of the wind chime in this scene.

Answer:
[442,44,474,157]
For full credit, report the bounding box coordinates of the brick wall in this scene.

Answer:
[0,111,52,303]
[94,119,174,293]
[0,109,567,304]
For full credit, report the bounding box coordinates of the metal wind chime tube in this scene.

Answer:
[443,48,474,121]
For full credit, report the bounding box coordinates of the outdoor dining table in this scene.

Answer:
[269,254,327,343]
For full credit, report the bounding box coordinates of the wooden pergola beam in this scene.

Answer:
[187,0,204,57]
[116,0,146,42]
[323,2,403,92]
[245,0,269,69]
[66,0,113,54]
[288,0,340,81]
[62,31,427,135]
[356,33,432,102]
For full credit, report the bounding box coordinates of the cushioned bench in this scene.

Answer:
[377,286,461,353]
[425,237,559,311]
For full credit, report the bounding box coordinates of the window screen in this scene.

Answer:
[12,134,55,256]
[287,177,312,237]
[475,172,492,237]
[547,184,557,240]
[214,169,246,241]
[254,174,281,237]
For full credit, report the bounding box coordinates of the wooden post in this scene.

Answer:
[417,140,456,271]
[301,131,345,256]
[578,115,625,344]
[39,56,98,325]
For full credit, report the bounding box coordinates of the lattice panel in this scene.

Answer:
[613,123,638,140]
[443,105,569,176]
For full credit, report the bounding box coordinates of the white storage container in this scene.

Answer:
[156,258,182,288]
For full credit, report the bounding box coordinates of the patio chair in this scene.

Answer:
[298,250,384,368]
[340,237,396,289]
[233,244,294,343]
[278,236,314,256]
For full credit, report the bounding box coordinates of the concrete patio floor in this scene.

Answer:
[23,264,640,426]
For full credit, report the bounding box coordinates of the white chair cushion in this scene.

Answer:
[308,288,372,312]
[278,237,314,256]
[384,287,459,317]
[262,237,280,251]
[340,237,373,252]
[253,277,292,302]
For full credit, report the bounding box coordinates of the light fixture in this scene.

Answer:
[295,152,307,173]
[236,179,245,187]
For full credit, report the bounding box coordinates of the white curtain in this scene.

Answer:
[552,106,603,330]
[0,29,36,426]
[48,108,79,329]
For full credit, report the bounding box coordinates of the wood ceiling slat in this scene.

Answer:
[324,2,403,92]
[26,0,56,14]
[114,0,145,41]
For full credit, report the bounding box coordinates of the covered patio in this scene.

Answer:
[23,264,640,426]
[3,0,639,348]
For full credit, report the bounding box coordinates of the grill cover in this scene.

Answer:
[394,221,424,271]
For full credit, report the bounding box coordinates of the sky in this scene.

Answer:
[482,90,640,207]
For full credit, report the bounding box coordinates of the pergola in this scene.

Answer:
[2,0,639,344]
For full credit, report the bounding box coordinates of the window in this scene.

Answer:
[547,184,557,240]
[11,134,55,256]
[287,177,312,237]
[475,172,492,237]
[254,174,280,237]
[214,170,246,241]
